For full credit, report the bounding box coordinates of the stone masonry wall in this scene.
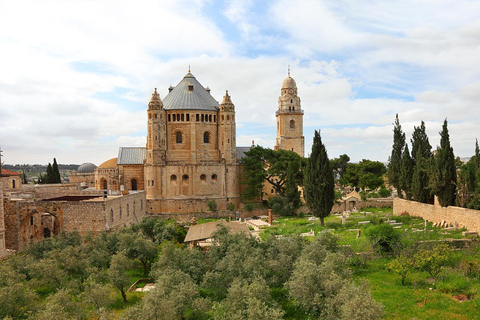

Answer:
[393,198,480,233]
[4,191,147,251]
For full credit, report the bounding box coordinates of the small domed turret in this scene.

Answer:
[148,88,163,110]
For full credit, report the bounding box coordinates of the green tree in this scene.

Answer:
[52,158,61,183]
[399,143,414,200]
[303,130,335,226]
[387,251,415,286]
[241,146,304,200]
[414,243,452,281]
[388,114,406,198]
[119,232,157,275]
[411,120,432,163]
[207,199,218,212]
[330,153,350,185]
[344,160,386,191]
[411,151,432,203]
[46,162,54,183]
[108,252,132,303]
[431,119,456,207]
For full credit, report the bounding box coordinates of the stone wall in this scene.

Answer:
[0,177,6,257]
[393,198,480,233]
[4,191,147,251]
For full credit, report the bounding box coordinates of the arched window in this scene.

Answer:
[131,179,137,191]
[176,131,182,144]
[204,132,210,143]
[12,180,16,189]
[103,179,107,190]
[290,120,295,129]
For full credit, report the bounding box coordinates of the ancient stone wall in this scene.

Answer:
[393,198,480,233]
[4,191,147,251]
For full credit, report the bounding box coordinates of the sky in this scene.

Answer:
[1,0,480,166]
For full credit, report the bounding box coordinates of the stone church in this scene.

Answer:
[94,70,304,213]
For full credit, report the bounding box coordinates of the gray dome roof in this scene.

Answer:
[162,72,219,111]
[77,163,97,173]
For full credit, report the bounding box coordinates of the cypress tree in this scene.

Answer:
[432,119,456,207]
[411,151,431,203]
[399,143,414,200]
[52,158,61,183]
[411,121,432,163]
[304,130,335,226]
[46,163,54,183]
[388,114,406,198]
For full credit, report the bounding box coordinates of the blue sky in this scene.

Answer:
[1,0,480,165]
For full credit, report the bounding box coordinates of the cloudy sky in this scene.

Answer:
[1,0,480,166]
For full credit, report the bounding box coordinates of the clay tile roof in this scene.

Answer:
[184,221,250,242]
[1,168,22,176]
[162,72,219,111]
[98,158,118,169]
[117,147,146,165]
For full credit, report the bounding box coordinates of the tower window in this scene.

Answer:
[131,179,137,190]
[212,174,217,180]
[168,114,171,122]
[201,114,205,122]
[182,174,189,181]
[200,174,206,181]
[291,99,293,103]
[181,114,184,121]
[173,114,176,121]
[204,131,210,143]
[227,115,230,120]
[196,114,199,121]
[187,114,190,121]
[209,115,212,122]
[290,120,295,129]
[171,175,177,181]
[214,115,216,122]
[176,132,183,144]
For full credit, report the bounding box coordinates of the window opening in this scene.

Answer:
[204,132,210,143]
[176,132,182,144]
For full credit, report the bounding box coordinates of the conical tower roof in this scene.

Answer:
[162,72,219,111]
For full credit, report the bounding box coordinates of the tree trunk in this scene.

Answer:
[320,217,325,226]
[121,288,127,303]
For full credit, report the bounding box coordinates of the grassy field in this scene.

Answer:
[258,207,480,319]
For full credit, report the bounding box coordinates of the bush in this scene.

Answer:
[365,224,401,254]
[207,200,218,212]
[244,203,254,212]
[268,196,296,216]
[378,187,391,198]
[227,202,235,211]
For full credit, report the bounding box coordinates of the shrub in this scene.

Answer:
[207,199,218,212]
[269,196,296,216]
[244,203,254,212]
[378,187,391,198]
[414,243,453,281]
[365,224,401,254]
[227,202,235,211]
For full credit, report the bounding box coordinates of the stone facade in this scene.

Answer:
[93,72,242,214]
[393,197,480,233]
[4,191,147,251]
[1,169,22,192]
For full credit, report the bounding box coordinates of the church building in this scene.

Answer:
[94,69,304,214]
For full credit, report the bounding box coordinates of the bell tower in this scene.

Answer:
[274,70,304,157]
[219,90,237,163]
[146,88,166,165]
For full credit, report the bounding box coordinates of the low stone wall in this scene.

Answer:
[393,198,480,233]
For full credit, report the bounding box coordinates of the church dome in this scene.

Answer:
[282,75,297,89]
[98,158,118,169]
[162,72,219,111]
[77,163,97,173]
